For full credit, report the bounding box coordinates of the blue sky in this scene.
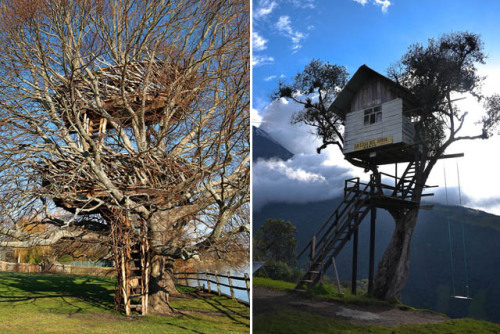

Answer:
[253,0,500,111]
[252,0,500,214]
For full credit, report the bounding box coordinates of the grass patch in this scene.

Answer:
[255,276,388,305]
[0,271,249,333]
[253,276,296,291]
[254,308,500,334]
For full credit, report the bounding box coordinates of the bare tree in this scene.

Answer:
[0,0,249,314]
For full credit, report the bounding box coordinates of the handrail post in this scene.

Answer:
[206,271,211,293]
[227,271,235,300]
[244,273,250,302]
[215,270,221,296]
[311,235,316,262]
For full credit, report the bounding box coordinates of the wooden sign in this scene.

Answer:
[354,136,393,151]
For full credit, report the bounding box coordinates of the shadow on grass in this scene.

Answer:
[172,289,250,328]
[0,271,115,313]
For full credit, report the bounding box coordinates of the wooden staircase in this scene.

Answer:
[295,177,373,291]
[393,160,417,200]
[295,161,432,292]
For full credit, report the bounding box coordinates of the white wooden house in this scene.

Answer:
[330,65,419,165]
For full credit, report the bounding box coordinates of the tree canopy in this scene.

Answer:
[254,219,297,265]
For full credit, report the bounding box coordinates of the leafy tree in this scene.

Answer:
[276,32,500,301]
[254,219,297,265]
[274,59,349,153]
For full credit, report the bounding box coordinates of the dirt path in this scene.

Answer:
[253,286,448,327]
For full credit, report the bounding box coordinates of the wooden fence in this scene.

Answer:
[0,260,114,277]
[174,271,250,305]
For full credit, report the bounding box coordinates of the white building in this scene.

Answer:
[330,65,419,165]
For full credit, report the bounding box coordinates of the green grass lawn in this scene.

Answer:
[253,277,500,334]
[0,271,249,333]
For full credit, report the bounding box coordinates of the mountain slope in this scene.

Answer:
[252,126,294,161]
[254,200,500,323]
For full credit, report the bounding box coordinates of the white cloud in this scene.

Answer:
[252,55,275,67]
[264,75,277,81]
[251,108,263,127]
[287,0,315,9]
[276,16,292,34]
[252,32,268,52]
[374,0,391,13]
[253,156,352,211]
[253,98,356,210]
[254,0,278,19]
[352,0,391,13]
[275,16,307,53]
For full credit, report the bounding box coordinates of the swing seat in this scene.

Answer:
[451,295,472,300]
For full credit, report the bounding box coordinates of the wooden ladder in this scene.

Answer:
[114,218,150,316]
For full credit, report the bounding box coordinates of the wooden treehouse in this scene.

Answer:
[296,65,441,294]
[42,61,200,315]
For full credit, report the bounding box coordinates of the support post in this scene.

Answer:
[351,226,358,295]
[368,205,376,295]
[331,256,343,296]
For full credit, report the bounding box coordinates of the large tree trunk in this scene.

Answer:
[148,254,180,314]
[372,208,420,301]
[147,214,181,314]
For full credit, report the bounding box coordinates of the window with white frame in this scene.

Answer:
[363,106,382,125]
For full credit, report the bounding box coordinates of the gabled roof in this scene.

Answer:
[329,65,417,119]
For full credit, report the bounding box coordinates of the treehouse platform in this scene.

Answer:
[55,61,199,134]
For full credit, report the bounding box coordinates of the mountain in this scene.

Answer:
[252,126,293,161]
[254,200,500,323]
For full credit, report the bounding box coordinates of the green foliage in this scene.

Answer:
[261,260,301,282]
[254,219,301,282]
[57,254,73,264]
[482,94,500,137]
[254,219,297,265]
[388,31,497,156]
[273,59,349,153]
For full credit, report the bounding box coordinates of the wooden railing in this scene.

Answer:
[173,271,250,305]
[0,260,114,276]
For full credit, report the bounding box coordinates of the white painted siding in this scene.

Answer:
[344,98,414,154]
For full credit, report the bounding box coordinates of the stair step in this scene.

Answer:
[294,289,307,292]
[301,279,313,283]
[129,294,143,298]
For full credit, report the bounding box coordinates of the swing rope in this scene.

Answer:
[457,162,470,298]
[444,166,456,297]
